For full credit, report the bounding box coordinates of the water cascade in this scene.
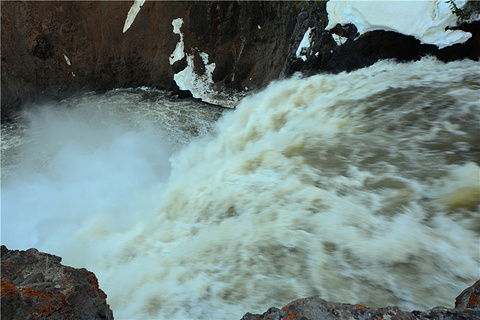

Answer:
[2,58,479,319]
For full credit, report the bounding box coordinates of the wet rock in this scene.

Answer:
[1,245,113,320]
[241,280,480,320]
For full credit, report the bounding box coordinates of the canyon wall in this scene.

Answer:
[1,1,479,119]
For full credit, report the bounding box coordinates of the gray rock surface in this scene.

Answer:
[241,280,480,320]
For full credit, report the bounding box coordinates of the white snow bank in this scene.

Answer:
[326,0,472,49]
[168,19,243,107]
[174,51,242,106]
[296,27,314,61]
[123,0,146,33]
[170,18,185,64]
[174,52,217,102]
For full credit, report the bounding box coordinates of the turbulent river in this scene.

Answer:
[2,58,479,319]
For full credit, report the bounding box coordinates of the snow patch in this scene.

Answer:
[169,18,185,64]
[169,20,243,107]
[173,51,219,104]
[332,33,348,46]
[123,0,146,33]
[296,27,314,61]
[326,0,472,49]
[173,50,242,107]
[331,34,348,46]
[63,54,71,66]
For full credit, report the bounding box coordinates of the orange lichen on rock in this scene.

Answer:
[468,293,480,308]
[87,271,107,300]
[19,286,51,299]
[1,245,114,319]
[455,279,480,310]
[1,279,17,299]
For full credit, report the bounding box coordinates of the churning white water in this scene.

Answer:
[2,58,479,319]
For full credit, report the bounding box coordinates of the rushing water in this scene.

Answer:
[1,58,479,319]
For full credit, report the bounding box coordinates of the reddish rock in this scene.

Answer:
[1,245,113,320]
[455,280,480,310]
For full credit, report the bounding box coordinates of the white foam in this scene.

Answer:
[123,0,146,33]
[326,0,473,48]
[2,58,479,319]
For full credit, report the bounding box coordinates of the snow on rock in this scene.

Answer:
[296,27,314,61]
[173,51,222,105]
[169,18,185,64]
[123,0,146,33]
[169,18,242,107]
[169,17,216,103]
[326,0,472,49]
[63,54,71,66]
[173,49,242,107]
[331,34,348,46]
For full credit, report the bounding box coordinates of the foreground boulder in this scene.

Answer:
[242,280,480,320]
[1,245,113,320]
[456,280,480,310]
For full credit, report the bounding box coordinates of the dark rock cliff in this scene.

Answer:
[1,1,479,119]
[0,1,298,118]
[1,245,113,320]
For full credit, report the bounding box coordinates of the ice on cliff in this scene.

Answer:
[123,0,146,33]
[326,0,473,49]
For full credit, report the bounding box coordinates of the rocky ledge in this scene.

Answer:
[1,245,113,320]
[242,280,480,320]
[1,245,478,320]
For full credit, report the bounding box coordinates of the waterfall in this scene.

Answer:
[2,58,479,319]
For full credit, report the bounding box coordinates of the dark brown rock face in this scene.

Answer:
[241,280,480,320]
[0,1,298,118]
[1,246,113,320]
[1,1,478,119]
